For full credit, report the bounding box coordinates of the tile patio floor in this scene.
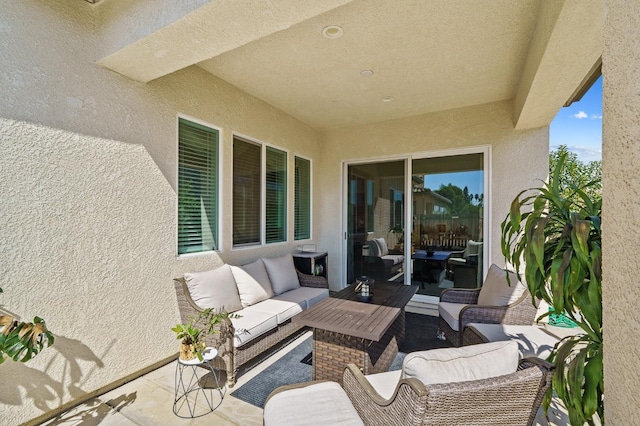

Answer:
[41,328,572,425]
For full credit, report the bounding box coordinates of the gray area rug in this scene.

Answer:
[230,313,450,408]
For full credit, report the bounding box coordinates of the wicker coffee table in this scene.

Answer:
[293,282,417,383]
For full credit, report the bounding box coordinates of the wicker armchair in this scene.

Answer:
[264,346,553,426]
[438,264,538,347]
[174,270,328,387]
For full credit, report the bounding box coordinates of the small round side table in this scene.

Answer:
[173,347,225,418]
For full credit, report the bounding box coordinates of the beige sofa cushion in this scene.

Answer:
[230,265,272,307]
[402,341,519,385]
[184,264,242,313]
[273,286,329,309]
[264,381,364,426]
[262,254,300,295]
[230,309,278,347]
[240,259,274,298]
[241,299,303,325]
[477,264,526,306]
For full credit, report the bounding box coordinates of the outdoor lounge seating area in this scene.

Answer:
[174,253,329,387]
[44,322,569,426]
[6,1,635,425]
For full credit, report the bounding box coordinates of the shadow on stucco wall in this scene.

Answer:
[0,335,106,414]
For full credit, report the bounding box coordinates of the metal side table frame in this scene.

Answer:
[173,347,225,418]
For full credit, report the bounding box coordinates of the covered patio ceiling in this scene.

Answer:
[98,0,602,131]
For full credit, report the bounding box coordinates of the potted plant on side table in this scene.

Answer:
[172,308,237,362]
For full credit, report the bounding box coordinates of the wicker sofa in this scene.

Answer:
[264,341,553,426]
[174,253,329,387]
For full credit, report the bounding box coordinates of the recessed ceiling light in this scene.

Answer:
[382,96,394,102]
[360,70,374,77]
[322,25,343,39]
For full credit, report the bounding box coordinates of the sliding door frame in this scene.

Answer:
[341,145,491,306]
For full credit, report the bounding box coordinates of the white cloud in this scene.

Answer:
[550,144,602,162]
[591,114,602,120]
[572,111,588,119]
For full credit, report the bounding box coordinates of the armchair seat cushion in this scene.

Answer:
[402,341,520,385]
[382,254,404,265]
[466,323,564,359]
[438,301,467,332]
[264,381,364,426]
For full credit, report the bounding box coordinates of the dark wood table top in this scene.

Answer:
[332,281,418,308]
[292,282,418,341]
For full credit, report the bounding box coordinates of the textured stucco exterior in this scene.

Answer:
[319,101,549,289]
[602,0,640,422]
[0,0,598,424]
[0,2,321,424]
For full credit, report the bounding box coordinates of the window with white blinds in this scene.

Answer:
[233,138,262,246]
[233,137,289,247]
[177,118,219,255]
[294,156,311,240]
[266,147,287,243]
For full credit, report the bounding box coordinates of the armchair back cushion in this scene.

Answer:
[402,340,519,385]
[230,265,272,307]
[262,254,300,295]
[184,264,243,313]
[462,239,482,258]
[374,237,389,256]
[477,264,526,306]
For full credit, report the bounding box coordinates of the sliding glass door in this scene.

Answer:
[346,160,405,284]
[410,153,484,296]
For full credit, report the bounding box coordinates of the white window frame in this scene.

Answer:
[294,153,313,241]
[175,113,223,258]
[232,132,290,250]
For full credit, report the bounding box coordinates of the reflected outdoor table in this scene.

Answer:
[411,250,451,285]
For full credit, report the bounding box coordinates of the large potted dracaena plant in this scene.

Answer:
[501,154,603,425]
[0,287,54,364]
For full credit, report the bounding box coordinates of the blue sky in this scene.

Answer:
[550,75,603,163]
[423,77,602,194]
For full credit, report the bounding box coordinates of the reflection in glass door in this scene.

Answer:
[347,161,405,284]
[410,154,484,296]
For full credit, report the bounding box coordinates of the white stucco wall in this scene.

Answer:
[602,0,640,422]
[0,2,321,424]
[318,101,549,289]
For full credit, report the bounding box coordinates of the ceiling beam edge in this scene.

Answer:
[513,0,603,130]
[96,0,356,83]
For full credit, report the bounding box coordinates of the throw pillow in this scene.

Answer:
[262,254,301,295]
[230,265,272,307]
[477,264,526,306]
[239,259,274,299]
[402,340,519,385]
[184,264,242,313]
